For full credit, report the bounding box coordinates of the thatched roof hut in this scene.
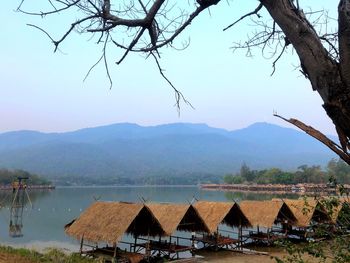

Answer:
[145,203,210,235]
[316,196,350,224]
[193,201,251,233]
[65,202,165,244]
[284,199,331,227]
[239,200,296,228]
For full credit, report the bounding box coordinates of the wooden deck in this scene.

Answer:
[135,240,193,259]
[243,231,287,245]
[194,234,241,250]
[84,247,144,263]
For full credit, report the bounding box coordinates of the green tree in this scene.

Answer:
[256,168,282,184]
[295,165,327,184]
[327,158,350,184]
[223,174,234,184]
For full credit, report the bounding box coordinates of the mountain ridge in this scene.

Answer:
[0,122,336,179]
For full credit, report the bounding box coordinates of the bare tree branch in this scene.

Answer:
[150,52,194,113]
[274,113,350,165]
[223,3,263,32]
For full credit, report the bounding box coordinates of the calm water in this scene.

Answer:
[0,186,297,251]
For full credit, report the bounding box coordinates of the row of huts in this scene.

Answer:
[64,197,350,262]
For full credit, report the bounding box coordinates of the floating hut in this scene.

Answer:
[284,199,331,228]
[65,201,165,262]
[145,203,210,235]
[137,203,210,259]
[239,200,296,244]
[283,199,334,240]
[193,201,250,250]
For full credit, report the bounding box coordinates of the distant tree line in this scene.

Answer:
[223,159,350,185]
[51,172,221,186]
[0,169,51,185]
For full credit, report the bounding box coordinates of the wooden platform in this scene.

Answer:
[243,231,287,245]
[84,247,144,263]
[194,234,240,250]
[135,240,193,259]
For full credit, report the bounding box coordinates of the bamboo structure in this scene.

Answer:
[65,201,165,262]
[64,198,350,261]
[193,201,250,250]
[239,200,296,245]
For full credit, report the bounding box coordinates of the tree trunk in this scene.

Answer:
[261,0,350,153]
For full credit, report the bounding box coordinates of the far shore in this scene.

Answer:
[200,183,350,195]
[0,184,55,190]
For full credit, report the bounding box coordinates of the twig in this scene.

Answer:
[150,52,194,113]
[223,3,263,31]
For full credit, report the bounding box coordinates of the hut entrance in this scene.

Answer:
[137,203,210,260]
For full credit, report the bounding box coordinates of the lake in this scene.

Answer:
[0,186,297,251]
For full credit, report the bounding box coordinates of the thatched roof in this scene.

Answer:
[65,201,165,244]
[146,203,210,235]
[239,200,295,228]
[284,199,331,227]
[193,201,251,233]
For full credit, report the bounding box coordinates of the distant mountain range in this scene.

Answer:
[0,122,336,180]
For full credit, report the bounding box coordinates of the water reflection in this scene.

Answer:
[0,185,51,239]
[0,190,50,207]
[9,179,31,238]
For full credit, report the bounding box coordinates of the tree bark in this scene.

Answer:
[261,0,350,153]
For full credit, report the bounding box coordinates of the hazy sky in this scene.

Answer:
[0,1,338,134]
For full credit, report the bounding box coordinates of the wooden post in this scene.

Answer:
[191,232,195,257]
[216,226,219,251]
[134,235,137,252]
[79,236,84,255]
[240,225,243,250]
[112,242,117,263]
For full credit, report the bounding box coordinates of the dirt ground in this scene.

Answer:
[0,250,284,263]
[0,252,35,263]
[196,248,284,263]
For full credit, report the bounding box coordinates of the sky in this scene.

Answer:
[0,0,339,135]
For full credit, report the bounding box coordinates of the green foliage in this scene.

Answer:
[274,187,350,263]
[0,168,51,185]
[327,158,350,184]
[0,246,94,263]
[223,159,350,185]
[53,172,221,186]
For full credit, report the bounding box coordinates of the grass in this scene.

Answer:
[0,246,95,263]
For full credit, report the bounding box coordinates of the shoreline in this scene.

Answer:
[200,183,350,195]
[0,185,55,190]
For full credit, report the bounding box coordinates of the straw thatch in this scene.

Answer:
[284,199,331,227]
[193,201,251,233]
[65,201,164,244]
[239,200,295,228]
[145,203,210,235]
